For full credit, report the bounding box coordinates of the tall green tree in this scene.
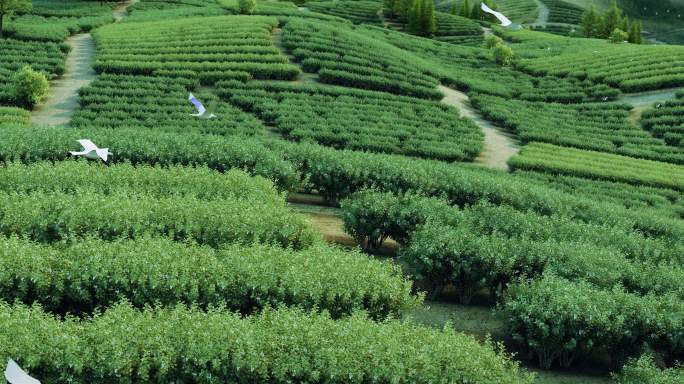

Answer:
[460,0,470,18]
[601,0,622,38]
[407,0,423,34]
[0,0,32,38]
[618,15,629,33]
[628,20,642,44]
[580,6,600,38]
[421,0,436,35]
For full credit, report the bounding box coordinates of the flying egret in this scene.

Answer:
[5,359,40,384]
[69,139,112,162]
[481,3,512,27]
[188,93,217,119]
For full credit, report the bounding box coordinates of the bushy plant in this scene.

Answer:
[8,65,49,109]
[493,42,514,66]
[609,28,628,43]
[238,0,256,14]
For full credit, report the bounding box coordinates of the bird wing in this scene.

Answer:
[481,3,512,27]
[5,359,41,384]
[188,93,206,116]
[77,139,97,152]
[95,148,110,162]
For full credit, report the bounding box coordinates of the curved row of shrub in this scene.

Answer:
[219,80,483,162]
[93,15,299,82]
[0,124,300,192]
[0,302,534,384]
[0,191,318,249]
[0,236,417,319]
[509,142,684,191]
[0,161,282,204]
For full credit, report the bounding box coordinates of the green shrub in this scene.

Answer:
[0,125,301,192]
[613,354,684,384]
[0,302,535,383]
[8,66,49,108]
[609,28,629,43]
[0,191,319,249]
[492,42,513,66]
[238,0,256,14]
[341,190,458,251]
[0,237,418,319]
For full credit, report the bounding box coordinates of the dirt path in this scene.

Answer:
[530,0,550,26]
[439,85,520,171]
[31,1,136,126]
[619,87,683,124]
[30,34,96,126]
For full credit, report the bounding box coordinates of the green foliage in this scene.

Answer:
[628,20,642,44]
[238,0,256,14]
[306,0,382,24]
[218,80,483,161]
[281,18,442,99]
[602,0,622,37]
[492,42,513,66]
[0,190,319,249]
[0,161,284,204]
[486,34,503,48]
[0,125,302,192]
[542,0,583,24]
[0,38,65,105]
[613,354,684,384]
[0,0,32,38]
[93,15,300,82]
[509,142,684,191]
[472,94,684,164]
[580,6,600,38]
[0,237,418,318]
[340,190,457,250]
[72,75,267,136]
[460,0,470,18]
[502,275,684,369]
[609,28,628,43]
[0,302,535,383]
[0,106,29,125]
[640,92,684,148]
[8,65,48,108]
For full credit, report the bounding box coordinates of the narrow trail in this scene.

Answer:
[530,0,550,27]
[439,85,520,171]
[30,34,96,126]
[30,0,136,126]
[618,87,683,124]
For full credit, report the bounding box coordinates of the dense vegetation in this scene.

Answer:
[2,0,684,382]
[219,80,483,160]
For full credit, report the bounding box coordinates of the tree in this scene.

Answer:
[628,21,642,44]
[0,0,32,39]
[238,0,256,14]
[460,0,470,18]
[601,0,622,38]
[449,1,457,15]
[9,65,48,109]
[608,28,628,43]
[407,0,422,34]
[580,6,600,38]
[618,15,629,33]
[421,0,436,35]
[492,42,513,66]
[485,34,502,49]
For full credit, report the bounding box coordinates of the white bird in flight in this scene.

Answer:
[69,139,112,162]
[5,359,40,384]
[481,3,512,27]
[188,93,216,119]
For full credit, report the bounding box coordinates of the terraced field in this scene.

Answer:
[0,1,683,384]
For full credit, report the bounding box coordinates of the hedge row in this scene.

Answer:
[613,354,684,383]
[0,303,534,384]
[0,161,282,204]
[0,191,318,249]
[267,140,684,242]
[502,275,684,369]
[0,125,300,192]
[0,237,417,319]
